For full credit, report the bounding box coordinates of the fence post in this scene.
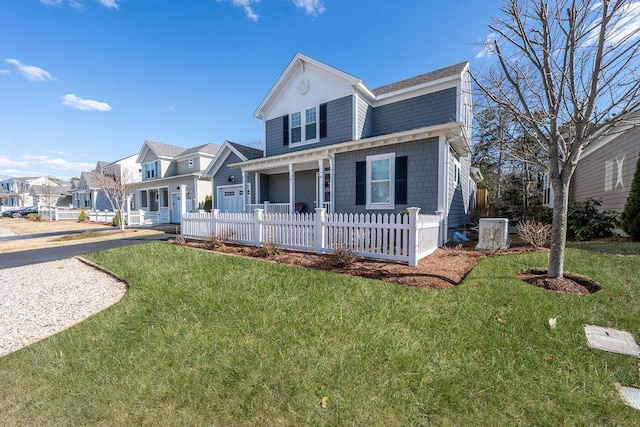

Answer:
[407,207,421,267]
[314,208,326,254]
[210,209,219,237]
[254,208,264,247]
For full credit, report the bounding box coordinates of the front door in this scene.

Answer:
[171,193,181,223]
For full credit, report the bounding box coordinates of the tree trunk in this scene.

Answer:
[548,177,570,278]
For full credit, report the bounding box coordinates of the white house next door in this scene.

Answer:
[217,185,246,213]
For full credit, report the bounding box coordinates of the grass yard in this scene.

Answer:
[1,242,639,425]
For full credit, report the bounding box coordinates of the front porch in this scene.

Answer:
[136,186,179,224]
[223,156,333,214]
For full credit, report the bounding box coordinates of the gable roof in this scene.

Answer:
[78,171,103,189]
[137,140,221,164]
[372,62,469,96]
[203,141,264,178]
[254,52,365,120]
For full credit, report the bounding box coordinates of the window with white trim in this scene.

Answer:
[290,106,318,145]
[452,157,460,187]
[188,158,194,168]
[366,153,395,209]
[144,162,157,179]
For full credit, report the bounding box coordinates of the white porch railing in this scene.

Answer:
[182,207,442,266]
[245,202,290,214]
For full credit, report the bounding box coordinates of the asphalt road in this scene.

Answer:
[0,233,173,269]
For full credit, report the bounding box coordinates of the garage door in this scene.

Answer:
[218,185,247,212]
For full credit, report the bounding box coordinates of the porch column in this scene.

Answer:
[318,158,325,209]
[180,184,187,216]
[329,155,335,214]
[146,190,151,211]
[254,172,260,205]
[242,169,248,211]
[91,190,98,210]
[289,163,295,214]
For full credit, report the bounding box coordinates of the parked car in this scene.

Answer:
[1,206,37,218]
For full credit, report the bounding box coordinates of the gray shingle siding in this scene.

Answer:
[259,170,318,213]
[373,88,457,136]
[447,152,471,232]
[212,152,255,207]
[264,96,353,157]
[357,95,375,139]
[333,137,440,215]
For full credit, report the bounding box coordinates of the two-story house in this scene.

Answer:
[0,176,61,208]
[73,155,141,210]
[205,53,480,241]
[134,140,220,223]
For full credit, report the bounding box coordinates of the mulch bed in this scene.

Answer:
[178,240,601,293]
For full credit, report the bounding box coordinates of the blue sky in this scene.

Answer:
[0,0,503,179]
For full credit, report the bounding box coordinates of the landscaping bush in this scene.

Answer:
[206,231,229,250]
[621,154,640,241]
[259,241,281,258]
[203,195,213,212]
[111,211,127,227]
[26,213,42,221]
[533,199,619,241]
[567,199,619,240]
[77,209,88,223]
[517,220,552,248]
[328,245,360,267]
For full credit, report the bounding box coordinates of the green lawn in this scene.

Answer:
[1,243,639,425]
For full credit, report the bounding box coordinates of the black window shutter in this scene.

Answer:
[319,103,327,138]
[395,156,408,204]
[282,115,289,146]
[355,161,366,205]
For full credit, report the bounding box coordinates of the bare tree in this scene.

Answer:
[95,167,137,231]
[474,0,640,278]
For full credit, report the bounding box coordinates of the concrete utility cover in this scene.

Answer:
[617,385,640,411]
[583,324,640,358]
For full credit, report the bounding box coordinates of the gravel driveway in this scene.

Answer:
[0,257,127,357]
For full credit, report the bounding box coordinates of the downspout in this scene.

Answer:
[193,176,198,212]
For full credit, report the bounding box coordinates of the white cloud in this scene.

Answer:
[292,0,324,16]
[48,149,67,155]
[225,0,259,21]
[39,0,64,5]
[5,58,54,82]
[62,94,112,112]
[39,0,83,10]
[0,154,95,178]
[97,0,119,9]
[0,69,9,76]
[476,33,498,58]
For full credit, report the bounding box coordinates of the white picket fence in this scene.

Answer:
[182,207,441,266]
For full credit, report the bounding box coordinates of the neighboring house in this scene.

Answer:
[543,114,640,212]
[30,182,71,208]
[72,154,141,210]
[207,53,479,241]
[134,140,220,223]
[0,176,60,207]
[204,141,265,213]
[74,171,112,210]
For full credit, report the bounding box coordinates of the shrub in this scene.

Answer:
[112,211,127,227]
[174,234,186,246]
[533,199,619,241]
[206,231,230,250]
[567,199,619,241]
[328,245,360,267]
[26,213,42,222]
[517,220,552,248]
[259,241,281,258]
[621,154,640,241]
[77,209,88,223]
[203,195,213,213]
